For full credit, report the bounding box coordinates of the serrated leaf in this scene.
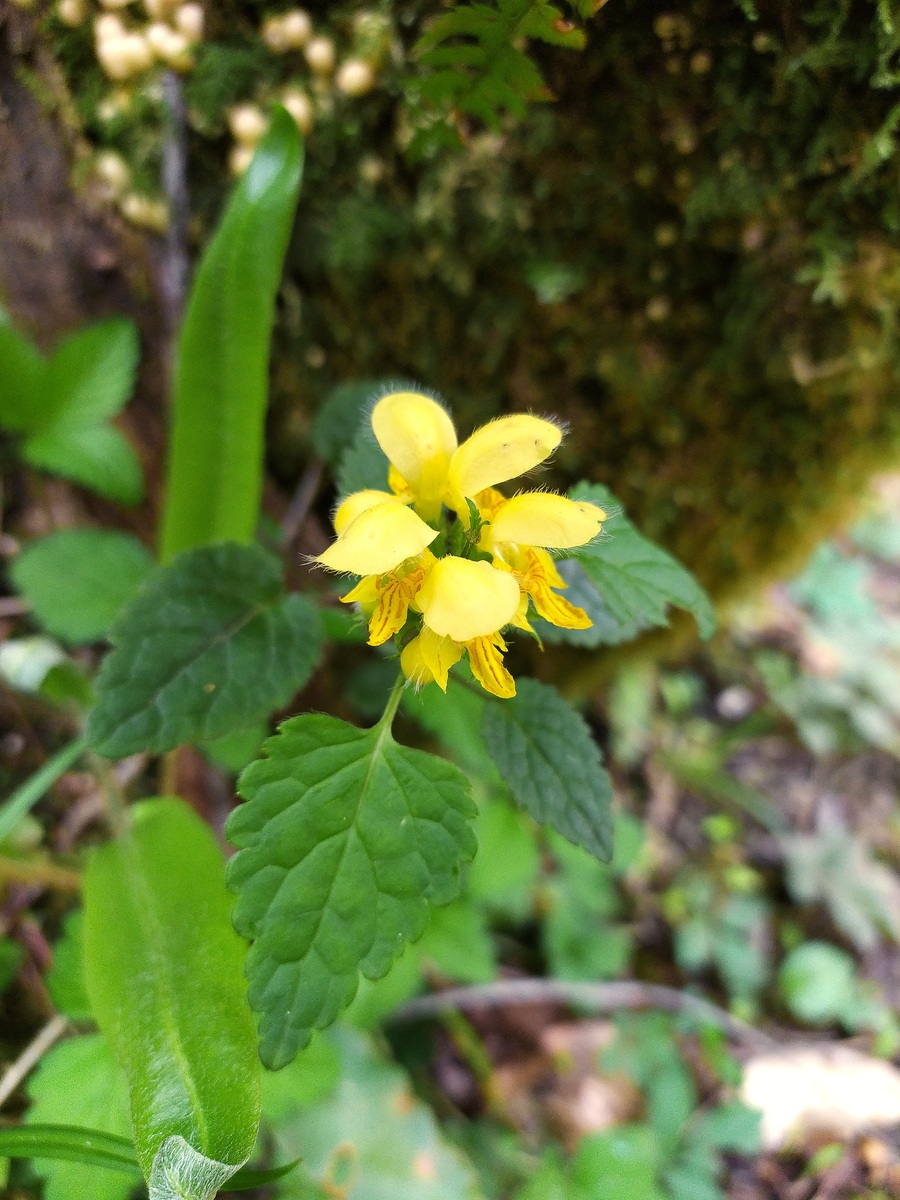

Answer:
[25,1035,137,1200]
[11,529,154,644]
[310,380,381,466]
[23,421,144,506]
[84,798,261,1196]
[160,108,303,561]
[533,558,649,647]
[227,713,477,1068]
[482,678,613,861]
[336,427,390,498]
[87,542,321,758]
[270,1028,483,1200]
[570,482,716,639]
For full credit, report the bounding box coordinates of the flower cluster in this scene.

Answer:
[316,392,605,698]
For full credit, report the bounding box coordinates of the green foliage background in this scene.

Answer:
[35,0,900,595]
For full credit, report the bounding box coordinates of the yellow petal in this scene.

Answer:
[417,556,520,642]
[400,635,434,688]
[367,559,431,646]
[316,502,437,576]
[340,576,378,606]
[371,392,458,522]
[333,490,398,535]
[490,493,605,549]
[467,634,516,699]
[528,580,592,630]
[417,628,463,690]
[447,415,562,516]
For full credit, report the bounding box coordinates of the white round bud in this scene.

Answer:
[304,35,334,74]
[143,0,175,17]
[173,2,203,41]
[57,0,86,26]
[146,23,191,69]
[97,32,154,80]
[228,144,255,176]
[280,9,312,47]
[99,0,135,9]
[120,193,168,232]
[261,14,288,52]
[94,150,131,195]
[335,58,374,97]
[94,12,126,39]
[227,103,268,145]
[280,87,313,135]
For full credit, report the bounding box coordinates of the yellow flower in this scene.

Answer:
[372,391,563,524]
[477,488,606,631]
[400,556,520,697]
[313,389,607,699]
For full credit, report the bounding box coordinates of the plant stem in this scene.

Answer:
[0,1015,68,1110]
[378,674,408,733]
[390,978,775,1050]
[0,735,88,845]
[0,856,81,892]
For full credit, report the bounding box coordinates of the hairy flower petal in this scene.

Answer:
[490,492,605,549]
[371,392,458,522]
[417,556,520,642]
[447,415,562,518]
[316,501,437,576]
[333,489,398,535]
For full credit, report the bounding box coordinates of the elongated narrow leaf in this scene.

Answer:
[11,528,154,644]
[25,1036,137,1200]
[228,714,477,1068]
[569,482,716,640]
[83,798,261,1198]
[87,542,322,757]
[0,1124,138,1172]
[482,678,614,862]
[0,735,87,844]
[160,108,303,561]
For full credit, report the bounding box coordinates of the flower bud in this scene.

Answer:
[227,103,268,145]
[146,22,192,69]
[335,58,374,97]
[57,0,86,26]
[281,9,311,47]
[280,87,313,135]
[94,150,131,196]
[228,144,255,176]
[97,32,155,80]
[304,35,334,74]
[120,193,168,232]
[261,14,288,52]
[173,2,203,41]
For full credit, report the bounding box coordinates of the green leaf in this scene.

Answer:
[481,678,613,862]
[11,529,154,645]
[570,482,716,640]
[532,559,649,647]
[24,1035,137,1200]
[336,427,390,498]
[0,315,45,433]
[83,798,261,1197]
[160,108,303,561]
[46,909,91,1021]
[310,380,381,466]
[571,1127,665,1200]
[227,713,477,1068]
[0,735,88,845]
[778,941,860,1024]
[86,543,322,758]
[23,422,144,506]
[269,1027,482,1200]
[693,1101,762,1155]
[0,1124,137,1172]
[42,318,139,427]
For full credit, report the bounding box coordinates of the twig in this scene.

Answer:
[390,979,775,1051]
[0,597,27,618]
[281,458,325,549]
[0,856,81,892]
[160,68,190,342]
[0,1014,68,1109]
